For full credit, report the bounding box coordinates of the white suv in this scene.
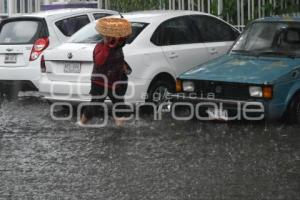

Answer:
[0,8,117,97]
[40,11,240,104]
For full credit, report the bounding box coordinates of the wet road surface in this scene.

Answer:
[0,97,299,200]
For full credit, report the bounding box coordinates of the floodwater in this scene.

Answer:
[0,96,299,200]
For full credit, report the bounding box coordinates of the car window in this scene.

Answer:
[68,21,148,44]
[232,22,300,56]
[151,16,199,46]
[242,23,279,50]
[126,22,148,44]
[55,15,90,37]
[190,15,239,42]
[0,19,46,44]
[93,13,112,20]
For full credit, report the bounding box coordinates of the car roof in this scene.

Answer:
[118,10,215,23]
[10,8,117,19]
[257,15,300,22]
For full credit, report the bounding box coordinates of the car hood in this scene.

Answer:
[180,54,300,84]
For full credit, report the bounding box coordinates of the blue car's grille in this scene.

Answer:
[194,80,251,100]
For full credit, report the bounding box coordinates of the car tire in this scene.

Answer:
[49,101,77,117]
[287,93,300,124]
[0,92,3,102]
[147,80,174,104]
[0,83,4,97]
[0,88,4,101]
[139,80,173,115]
[4,85,19,100]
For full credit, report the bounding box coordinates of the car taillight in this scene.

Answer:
[41,55,46,73]
[30,37,49,61]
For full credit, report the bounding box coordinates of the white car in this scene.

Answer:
[0,8,117,97]
[40,10,240,104]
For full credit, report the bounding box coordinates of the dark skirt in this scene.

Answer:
[82,78,129,119]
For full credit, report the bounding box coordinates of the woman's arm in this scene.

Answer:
[94,43,110,65]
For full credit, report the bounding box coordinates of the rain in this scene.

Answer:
[0,96,299,199]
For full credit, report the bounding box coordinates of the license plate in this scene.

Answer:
[64,63,81,73]
[4,54,17,63]
[207,108,228,121]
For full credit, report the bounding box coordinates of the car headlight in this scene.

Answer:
[182,81,195,92]
[249,86,263,97]
[249,86,273,99]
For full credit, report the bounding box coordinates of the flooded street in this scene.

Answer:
[0,97,299,200]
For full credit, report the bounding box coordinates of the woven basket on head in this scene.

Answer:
[96,18,132,38]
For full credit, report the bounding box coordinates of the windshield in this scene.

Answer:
[68,21,148,44]
[231,21,300,57]
[0,20,41,44]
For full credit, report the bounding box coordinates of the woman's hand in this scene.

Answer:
[107,37,120,48]
[123,62,132,75]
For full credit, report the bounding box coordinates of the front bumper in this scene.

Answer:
[170,93,283,120]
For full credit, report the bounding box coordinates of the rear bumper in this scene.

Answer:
[170,93,284,120]
[0,60,41,89]
[39,76,92,103]
[39,74,149,104]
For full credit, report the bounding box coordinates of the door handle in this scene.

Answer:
[210,48,218,55]
[168,52,178,59]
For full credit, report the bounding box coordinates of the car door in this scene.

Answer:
[190,15,240,60]
[151,16,209,76]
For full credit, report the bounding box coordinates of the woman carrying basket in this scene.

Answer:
[79,17,132,127]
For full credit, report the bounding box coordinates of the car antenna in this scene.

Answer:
[119,12,124,18]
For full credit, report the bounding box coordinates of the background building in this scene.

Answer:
[0,0,98,19]
[1,0,41,19]
[1,0,300,30]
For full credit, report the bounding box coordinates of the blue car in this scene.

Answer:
[173,16,300,122]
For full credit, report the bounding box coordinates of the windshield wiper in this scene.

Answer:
[231,49,257,55]
[254,50,298,59]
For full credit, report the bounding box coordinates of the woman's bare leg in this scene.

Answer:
[80,114,89,124]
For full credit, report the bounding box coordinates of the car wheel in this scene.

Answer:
[0,92,3,102]
[0,86,4,101]
[49,102,77,117]
[147,80,173,106]
[4,85,19,100]
[288,93,300,124]
[0,83,4,96]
